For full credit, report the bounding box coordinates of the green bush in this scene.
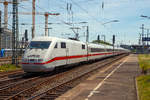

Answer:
[138,54,150,73]
[0,64,21,72]
[137,54,150,100]
[137,75,150,100]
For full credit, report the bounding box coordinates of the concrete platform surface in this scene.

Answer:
[56,54,141,100]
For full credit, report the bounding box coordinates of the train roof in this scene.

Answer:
[88,43,105,48]
[32,36,86,44]
[31,37,129,51]
[114,46,130,51]
[32,37,115,48]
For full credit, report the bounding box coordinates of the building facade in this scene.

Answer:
[0,28,12,57]
[0,28,12,49]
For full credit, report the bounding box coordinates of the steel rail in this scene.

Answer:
[0,70,23,79]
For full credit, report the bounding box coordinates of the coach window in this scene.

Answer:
[82,44,85,49]
[91,48,105,52]
[61,42,66,48]
[54,43,58,48]
[107,49,112,52]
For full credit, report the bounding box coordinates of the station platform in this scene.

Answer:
[56,54,141,100]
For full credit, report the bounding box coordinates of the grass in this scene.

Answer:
[137,54,150,100]
[137,75,150,100]
[138,54,150,71]
[0,64,21,72]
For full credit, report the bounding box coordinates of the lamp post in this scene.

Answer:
[141,15,150,19]
[101,20,119,52]
[102,20,119,25]
[101,19,119,42]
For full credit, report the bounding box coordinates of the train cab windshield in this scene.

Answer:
[28,41,51,49]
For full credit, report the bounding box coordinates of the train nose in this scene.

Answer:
[23,49,47,63]
[22,58,44,63]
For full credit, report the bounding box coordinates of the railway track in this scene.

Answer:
[0,70,23,79]
[29,54,128,100]
[0,57,21,65]
[0,54,128,100]
[0,72,27,89]
[0,72,59,100]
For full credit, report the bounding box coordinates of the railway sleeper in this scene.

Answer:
[40,95,59,99]
[0,97,11,100]
[0,94,13,97]
[56,87,70,92]
[0,91,14,94]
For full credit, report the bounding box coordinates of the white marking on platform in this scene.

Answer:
[85,56,129,100]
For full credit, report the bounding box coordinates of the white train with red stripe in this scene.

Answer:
[22,36,129,72]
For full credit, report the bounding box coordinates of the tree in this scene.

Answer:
[92,40,112,46]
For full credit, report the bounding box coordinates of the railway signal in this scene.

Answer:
[24,29,28,42]
[113,35,115,52]
[113,35,115,44]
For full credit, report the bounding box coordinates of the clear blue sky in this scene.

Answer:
[1,0,150,45]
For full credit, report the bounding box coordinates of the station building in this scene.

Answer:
[0,28,12,49]
[0,28,12,57]
[120,44,150,54]
[0,28,28,57]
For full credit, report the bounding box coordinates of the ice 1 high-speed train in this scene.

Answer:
[21,36,129,72]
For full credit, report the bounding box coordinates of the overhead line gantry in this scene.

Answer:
[0,0,28,28]
[9,12,60,36]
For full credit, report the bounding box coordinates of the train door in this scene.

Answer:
[51,42,58,67]
[86,43,89,61]
[61,42,68,65]
[66,47,69,64]
[104,45,107,57]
